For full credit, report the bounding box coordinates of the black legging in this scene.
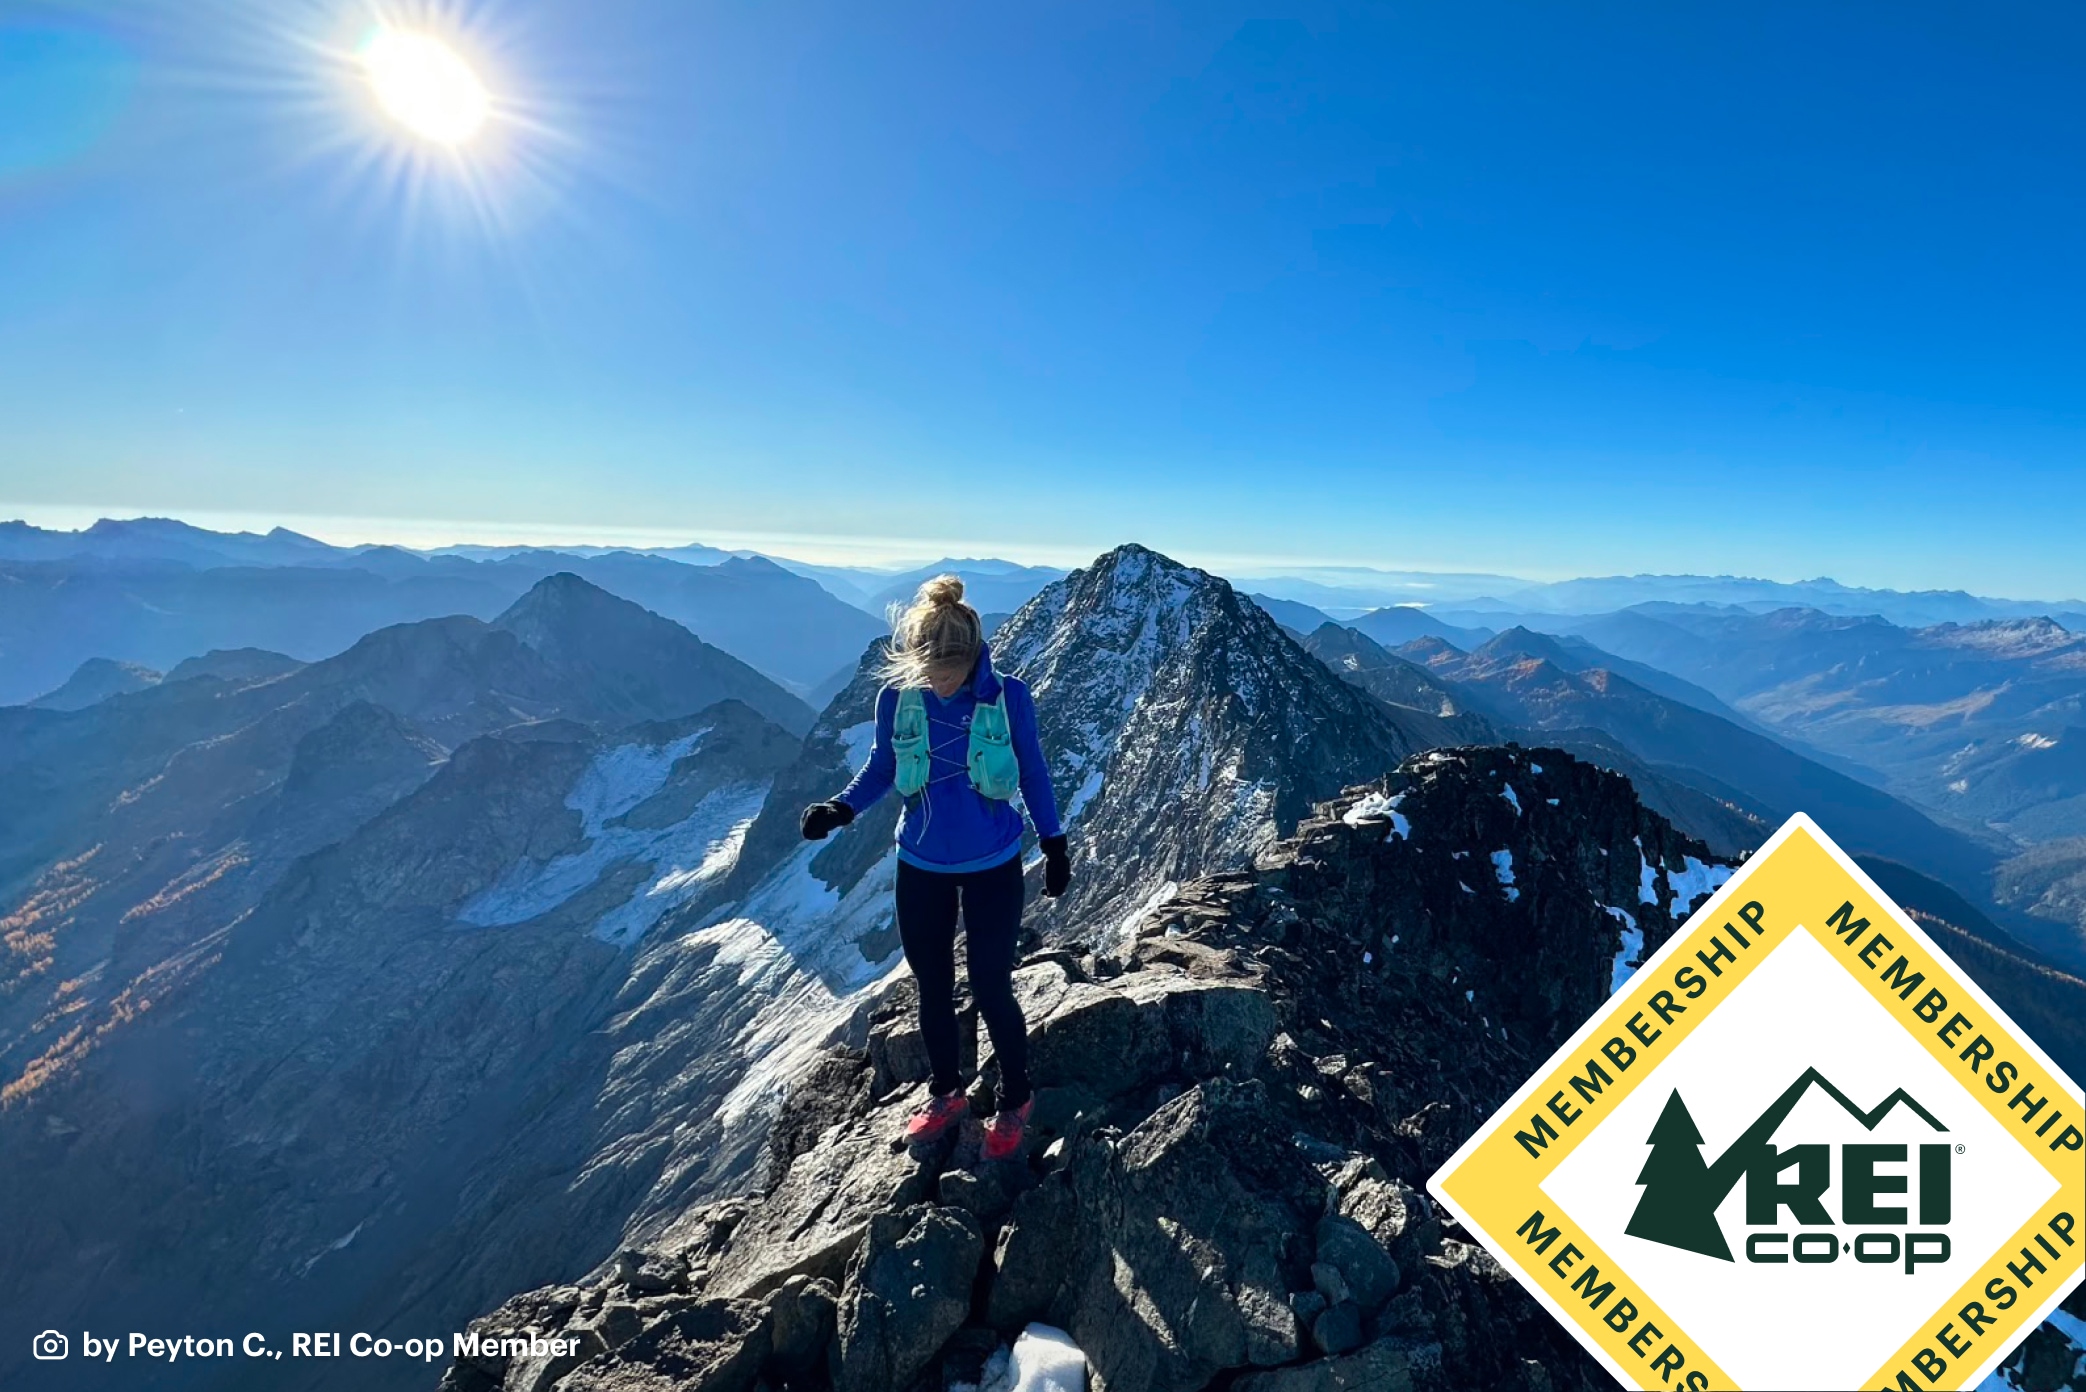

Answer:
[896,855,1031,1109]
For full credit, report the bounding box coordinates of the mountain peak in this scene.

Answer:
[991,544,1451,928]
[491,571,815,735]
[493,571,650,636]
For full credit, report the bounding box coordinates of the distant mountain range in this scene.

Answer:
[10,517,2086,958]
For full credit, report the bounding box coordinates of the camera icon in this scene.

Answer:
[32,1330,68,1360]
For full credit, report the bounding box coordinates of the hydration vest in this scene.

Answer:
[893,686,1021,801]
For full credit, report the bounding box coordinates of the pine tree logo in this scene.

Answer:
[1625,1068,1947,1262]
[1627,1090,1733,1259]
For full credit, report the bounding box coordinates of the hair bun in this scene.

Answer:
[920,574,965,607]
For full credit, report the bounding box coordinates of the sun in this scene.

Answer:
[359,29,489,145]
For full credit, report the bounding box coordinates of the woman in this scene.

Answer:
[800,575,1070,1160]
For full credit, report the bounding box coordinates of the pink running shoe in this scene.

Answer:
[981,1099,1034,1162]
[904,1091,968,1143]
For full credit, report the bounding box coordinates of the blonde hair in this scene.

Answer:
[880,573,983,689]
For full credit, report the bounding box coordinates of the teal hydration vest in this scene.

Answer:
[893,687,1021,801]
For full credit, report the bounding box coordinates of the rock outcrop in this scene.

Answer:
[442,745,1733,1392]
[446,741,2085,1391]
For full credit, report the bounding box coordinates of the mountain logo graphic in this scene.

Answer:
[1626,1067,1951,1264]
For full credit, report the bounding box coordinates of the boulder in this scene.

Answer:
[1309,1301,1364,1357]
[1057,1081,1316,1390]
[705,1089,944,1298]
[1018,966,1275,1100]
[765,1275,836,1380]
[828,1204,983,1392]
[1231,1335,1419,1392]
[937,1160,1024,1222]
[557,1299,771,1392]
[612,1249,690,1296]
[987,1176,1080,1331]
[505,1300,645,1389]
[1314,1213,1400,1312]
[1336,1173,1434,1269]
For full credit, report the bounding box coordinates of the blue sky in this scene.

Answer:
[4,1,2085,594]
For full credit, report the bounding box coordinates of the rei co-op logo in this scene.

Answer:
[1626,1069,1957,1274]
[1429,815,2084,1391]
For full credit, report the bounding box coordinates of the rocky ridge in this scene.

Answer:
[441,744,1763,1392]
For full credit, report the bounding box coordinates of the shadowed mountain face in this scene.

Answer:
[0,573,804,1124]
[1300,623,1496,742]
[1345,604,1495,652]
[1388,629,2044,946]
[1565,605,2086,841]
[0,550,878,706]
[26,656,163,708]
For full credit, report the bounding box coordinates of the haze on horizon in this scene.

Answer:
[5,3,2085,595]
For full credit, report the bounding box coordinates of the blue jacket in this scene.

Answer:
[835,643,1063,872]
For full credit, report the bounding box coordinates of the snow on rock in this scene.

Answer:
[1666,854,1735,919]
[840,719,877,771]
[1500,783,1521,815]
[1114,879,1181,947]
[459,728,780,945]
[1342,790,1411,840]
[2041,1310,2086,1384]
[962,1323,1088,1392]
[1064,767,1105,824]
[1636,838,1659,906]
[1490,848,1519,902]
[951,1324,1092,1392]
[1605,906,1643,993]
[658,839,905,1130]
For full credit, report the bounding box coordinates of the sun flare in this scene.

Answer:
[359,29,489,145]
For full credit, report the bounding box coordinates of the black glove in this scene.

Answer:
[1040,834,1072,898]
[800,800,855,841]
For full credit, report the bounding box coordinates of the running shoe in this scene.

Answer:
[904,1091,969,1142]
[981,1099,1034,1161]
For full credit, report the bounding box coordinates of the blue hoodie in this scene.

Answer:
[835,643,1063,873]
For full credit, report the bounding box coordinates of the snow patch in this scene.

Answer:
[1500,783,1521,814]
[675,839,908,1129]
[1065,768,1105,824]
[1605,906,1643,993]
[840,719,877,771]
[1666,855,1734,919]
[2016,731,2059,751]
[298,1220,367,1276]
[459,733,773,948]
[1343,790,1410,840]
[1636,839,1659,906]
[1115,879,1181,947]
[954,1322,1090,1392]
[1490,848,1519,902]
